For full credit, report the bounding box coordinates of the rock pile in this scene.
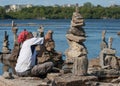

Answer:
[65,4,88,75]
[8,21,20,61]
[99,31,119,70]
[2,31,10,54]
[36,27,64,69]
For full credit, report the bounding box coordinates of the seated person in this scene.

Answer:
[15,31,54,77]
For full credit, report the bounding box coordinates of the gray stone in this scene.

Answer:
[0,54,2,60]
[65,41,88,63]
[100,30,108,50]
[0,76,49,86]
[108,37,113,49]
[37,25,44,37]
[73,56,88,75]
[71,20,84,27]
[65,41,87,60]
[90,69,120,78]
[54,74,98,86]
[2,72,14,79]
[111,77,120,83]
[12,27,18,45]
[86,81,118,86]
[2,31,10,54]
[66,34,86,42]
[37,30,63,69]
[68,27,85,36]
[32,32,38,37]
[102,48,116,55]
[47,73,61,81]
[99,48,119,70]
[2,54,11,60]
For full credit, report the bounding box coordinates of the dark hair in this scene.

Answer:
[26,32,33,39]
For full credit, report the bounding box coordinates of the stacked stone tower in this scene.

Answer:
[100,30,108,50]
[2,31,10,54]
[99,31,119,70]
[12,20,18,46]
[36,28,63,69]
[65,4,88,75]
[38,25,44,37]
[9,20,20,61]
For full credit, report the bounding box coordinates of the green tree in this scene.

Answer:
[0,6,6,19]
[4,4,120,19]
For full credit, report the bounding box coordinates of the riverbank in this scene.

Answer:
[0,58,120,86]
[0,73,98,86]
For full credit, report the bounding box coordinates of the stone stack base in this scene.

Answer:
[0,73,98,86]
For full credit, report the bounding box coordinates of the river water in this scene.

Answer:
[0,19,120,75]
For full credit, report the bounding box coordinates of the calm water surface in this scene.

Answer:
[0,19,120,75]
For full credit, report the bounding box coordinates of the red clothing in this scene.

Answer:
[18,30,29,43]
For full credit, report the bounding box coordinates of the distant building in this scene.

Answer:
[62,4,76,7]
[26,4,33,8]
[110,4,120,7]
[5,4,33,12]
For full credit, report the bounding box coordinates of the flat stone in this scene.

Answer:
[73,56,88,76]
[65,41,87,58]
[71,21,84,27]
[72,12,83,19]
[90,69,120,78]
[111,77,120,83]
[2,48,10,54]
[66,34,86,42]
[2,72,14,79]
[54,74,98,86]
[2,54,11,60]
[68,27,85,36]
[71,19,84,24]
[102,48,116,55]
[86,81,119,86]
[0,73,98,86]
[0,76,49,86]
[47,73,61,80]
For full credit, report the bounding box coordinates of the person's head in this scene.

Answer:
[26,32,33,39]
[18,30,29,44]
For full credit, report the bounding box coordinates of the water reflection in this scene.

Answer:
[0,59,16,75]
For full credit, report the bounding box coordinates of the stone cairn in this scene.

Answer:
[34,25,44,53]
[11,20,18,46]
[99,31,119,70]
[100,30,108,50]
[38,25,44,37]
[33,25,44,37]
[2,31,10,54]
[9,20,20,61]
[45,30,63,69]
[65,4,88,75]
[36,27,63,69]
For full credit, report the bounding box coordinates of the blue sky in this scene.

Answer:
[0,0,120,7]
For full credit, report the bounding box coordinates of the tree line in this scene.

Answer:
[0,2,120,19]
